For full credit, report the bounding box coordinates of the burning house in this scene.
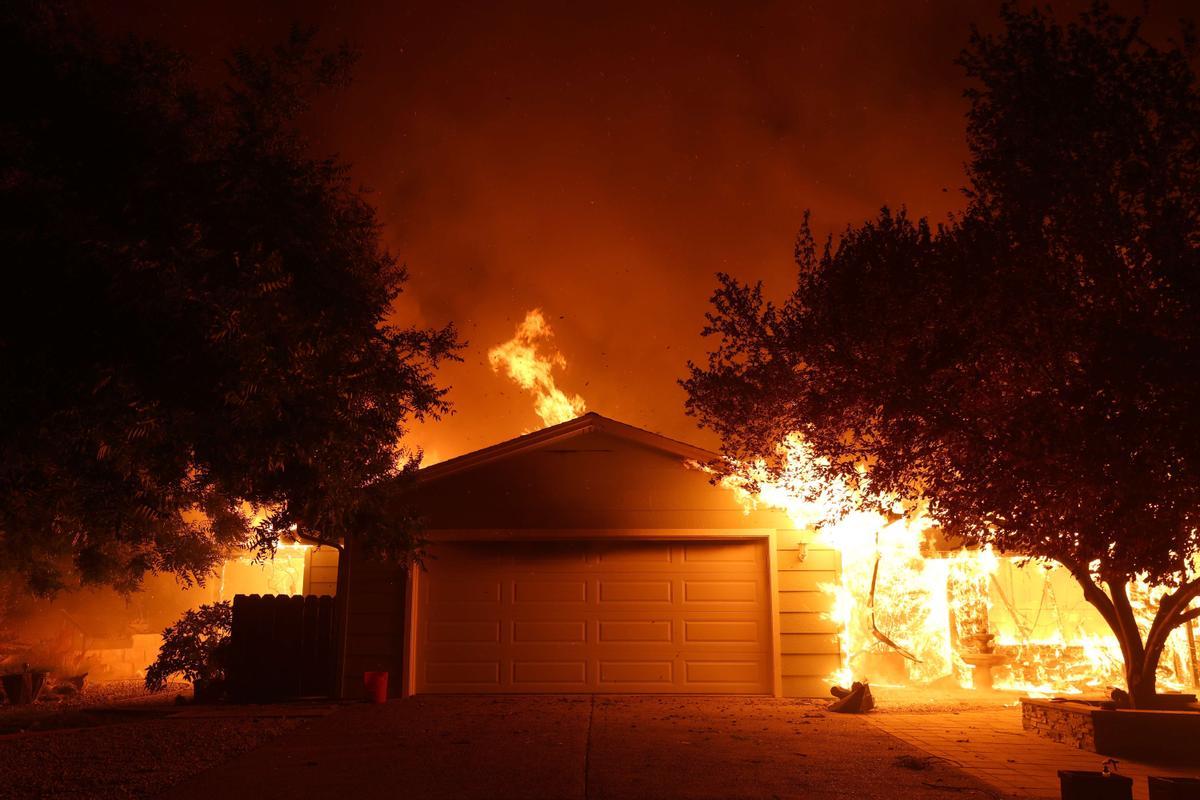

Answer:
[336,412,1199,701]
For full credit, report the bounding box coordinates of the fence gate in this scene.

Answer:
[229,594,336,702]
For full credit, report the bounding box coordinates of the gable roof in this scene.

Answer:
[416,412,721,485]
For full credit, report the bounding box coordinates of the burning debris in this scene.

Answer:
[828,681,875,713]
[489,309,586,428]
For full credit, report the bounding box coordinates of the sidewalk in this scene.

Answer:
[868,706,1200,799]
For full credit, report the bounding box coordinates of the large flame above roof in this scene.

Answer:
[488,309,587,428]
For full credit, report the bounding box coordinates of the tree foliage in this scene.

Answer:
[683,2,1200,705]
[0,3,459,594]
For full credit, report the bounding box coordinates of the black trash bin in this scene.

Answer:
[1149,776,1200,800]
[1058,770,1133,800]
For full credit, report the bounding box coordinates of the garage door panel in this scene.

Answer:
[598,620,673,642]
[684,661,765,685]
[598,580,673,603]
[682,542,761,562]
[512,580,587,603]
[417,540,771,694]
[427,620,502,643]
[684,620,760,643]
[512,661,588,685]
[429,579,501,604]
[595,545,674,565]
[424,661,501,685]
[683,580,758,603]
[512,620,587,642]
[599,661,674,685]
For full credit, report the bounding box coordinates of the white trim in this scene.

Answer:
[402,563,418,698]
[767,529,783,697]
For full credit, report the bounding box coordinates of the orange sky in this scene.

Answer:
[94,0,1192,460]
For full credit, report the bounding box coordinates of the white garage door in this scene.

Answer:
[415,539,772,693]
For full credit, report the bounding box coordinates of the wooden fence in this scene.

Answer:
[228,594,337,702]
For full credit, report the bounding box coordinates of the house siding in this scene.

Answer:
[776,528,841,697]
[304,546,340,597]
[340,548,407,698]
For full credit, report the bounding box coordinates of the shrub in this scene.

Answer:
[145,601,231,693]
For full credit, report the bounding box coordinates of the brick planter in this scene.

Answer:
[1022,697,1200,765]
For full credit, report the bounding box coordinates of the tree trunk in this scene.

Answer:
[1125,659,1158,708]
[1105,578,1151,707]
[1065,564,1200,709]
[1071,568,1200,710]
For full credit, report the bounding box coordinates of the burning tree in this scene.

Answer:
[683,3,1200,708]
[0,4,458,594]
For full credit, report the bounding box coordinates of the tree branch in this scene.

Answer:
[1105,575,1146,671]
[1065,560,1121,634]
[1144,580,1200,667]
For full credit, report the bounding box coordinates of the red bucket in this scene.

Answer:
[363,671,389,704]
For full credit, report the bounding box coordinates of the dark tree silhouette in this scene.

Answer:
[0,4,458,594]
[683,3,1200,707]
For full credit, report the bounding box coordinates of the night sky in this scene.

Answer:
[88,0,1191,460]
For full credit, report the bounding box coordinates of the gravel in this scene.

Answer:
[870,684,1028,714]
[0,680,190,735]
[0,680,317,799]
[0,711,307,799]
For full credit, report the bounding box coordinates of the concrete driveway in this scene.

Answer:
[162,696,1003,799]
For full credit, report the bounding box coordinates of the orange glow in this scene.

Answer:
[217,541,311,600]
[488,309,586,428]
[716,434,1200,695]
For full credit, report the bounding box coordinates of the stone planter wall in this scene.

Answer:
[1022,698,1096,751]
[1021,697,1200,765]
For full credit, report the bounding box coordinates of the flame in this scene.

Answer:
[715,433,1200,695]
[489,309,586,427]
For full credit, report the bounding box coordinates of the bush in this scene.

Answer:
[145,601,231,695]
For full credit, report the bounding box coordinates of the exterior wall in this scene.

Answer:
[777,528,841,696]
[405,430,788,532]
[304,546,340,597]
[340,544,407,699]
[86,633,163,682]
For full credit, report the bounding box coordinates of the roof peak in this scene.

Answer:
[416,412,720,484]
